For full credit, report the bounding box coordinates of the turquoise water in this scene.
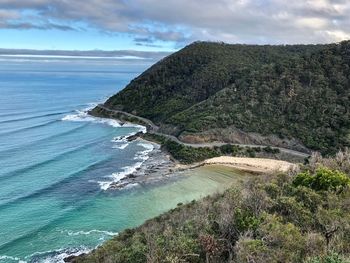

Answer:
[0,57,240,263]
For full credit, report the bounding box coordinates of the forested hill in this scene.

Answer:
[100,41,350,155]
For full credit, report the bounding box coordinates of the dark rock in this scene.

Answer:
[126,132,144,141]
[64,254,85,262]
[109,181,130,190]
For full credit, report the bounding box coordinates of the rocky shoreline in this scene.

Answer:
[107,135,178,191]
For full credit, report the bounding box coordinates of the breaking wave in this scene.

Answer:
[98,142,154,190]
[62,105,147,133]
[26,246,91,263]
[61,229,118,237]
[62,109,122,128]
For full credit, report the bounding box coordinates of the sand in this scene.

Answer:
[203,156,295,173]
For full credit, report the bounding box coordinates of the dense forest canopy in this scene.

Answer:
[103,41,350,155]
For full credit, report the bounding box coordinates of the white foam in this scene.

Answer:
[108,162,143,180]
[98,181,112,191]
[138,142,154,151]
[111,135,128,142]
[27,247,91,263]
[62,106,147,133]
[0,255,26,263]
[134,142,154,161]
[63,229,118,237]
[63,106,154,191]
[62,109,122,128]
[123,123,147,133]
[112,143,129,149]
[98,162,143,190]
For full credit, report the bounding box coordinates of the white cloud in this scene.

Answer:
[320,29,350,42]
[296,17,329,29]
[0,0,350,45]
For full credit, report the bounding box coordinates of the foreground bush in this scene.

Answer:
[72,162,350,263]
[293,167,350,192]
[305,253,350,263]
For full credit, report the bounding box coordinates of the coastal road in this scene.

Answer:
[150,131,310,158]
[96,104,159,131]
[95,105,310,159]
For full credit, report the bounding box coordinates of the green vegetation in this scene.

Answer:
[72,151,350,263]
[306,253,350,263]
[163,140,219,164]
[102,41,350,155]
[142,133,280,164]
[293,167,350,192]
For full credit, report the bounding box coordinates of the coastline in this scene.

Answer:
[202,156,296,173]
[107,138,177,190]
[89,109,300,191]
[173,156,296,175]
[102,136,297,191]
[62,111,298,262]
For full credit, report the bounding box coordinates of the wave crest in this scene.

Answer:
[61,229,118,237]
[62,110,122,128]
[27,246,91,263]
[0,255,26,263]
[98,161,143,190]
[98,142,155,190]
[62,105,147,133]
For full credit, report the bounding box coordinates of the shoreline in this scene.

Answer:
[106,137,297,191]
[107,138,178,190]
[90,104,311,159]
[93,112,299,191]
[202,156,296,173]
[63,112,298,262]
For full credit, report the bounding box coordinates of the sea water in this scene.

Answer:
[0,56,241,262]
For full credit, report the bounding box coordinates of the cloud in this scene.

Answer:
[0,9,20,20]
[0,21,75,30]
[0,0,350,45]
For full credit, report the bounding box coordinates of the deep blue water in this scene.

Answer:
[0,57,238,263]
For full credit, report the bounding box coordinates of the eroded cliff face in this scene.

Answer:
[178,126,310,154]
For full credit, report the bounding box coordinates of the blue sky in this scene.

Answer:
[0,0,350,51]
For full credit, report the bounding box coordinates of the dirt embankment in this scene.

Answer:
[177,126,310,154]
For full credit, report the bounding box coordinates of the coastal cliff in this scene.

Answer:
[94,41,350,155]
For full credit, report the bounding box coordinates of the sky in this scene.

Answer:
[0,0,350,52]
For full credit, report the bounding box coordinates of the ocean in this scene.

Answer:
[0,56,239,262]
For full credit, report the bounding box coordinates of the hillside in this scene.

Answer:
[71,151,350,263]
[94,41,350,155]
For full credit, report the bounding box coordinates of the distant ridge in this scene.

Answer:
[95,41,350,155]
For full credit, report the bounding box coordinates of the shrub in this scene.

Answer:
[263,146,280,154]
[235,238,273,263]
[305,253,350,263]
[293,167,350,192]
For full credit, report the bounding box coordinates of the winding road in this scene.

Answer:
[95,104,310,159]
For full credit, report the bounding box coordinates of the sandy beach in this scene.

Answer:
[203,156,296,173]
[107,136,298,190]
